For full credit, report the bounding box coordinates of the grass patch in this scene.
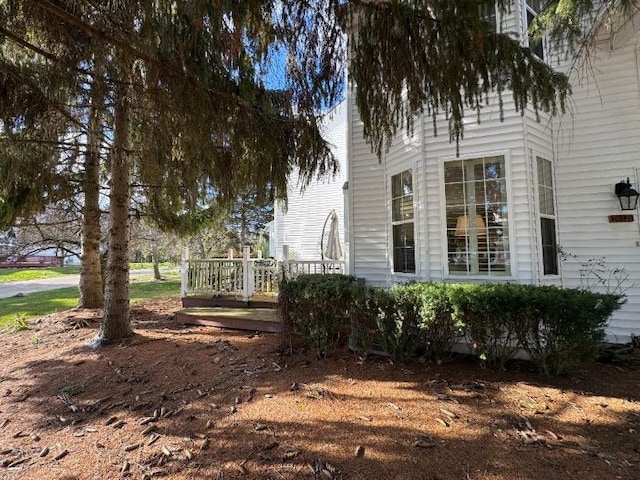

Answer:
[0,266,81,283]
[0,263,176,283]
[130,262,175,270]
[0,278,180,328]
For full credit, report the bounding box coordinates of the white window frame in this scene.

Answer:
[440,150,516,280]
[523,0,545,60]
[535,156,560,278]
[389,167,417,276]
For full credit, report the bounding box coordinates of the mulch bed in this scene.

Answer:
[0,298,638,479]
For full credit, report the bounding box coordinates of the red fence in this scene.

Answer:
[0,256,64,268]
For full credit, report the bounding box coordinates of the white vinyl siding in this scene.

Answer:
[348,93,389,282]
[272,103,347,260]
[554,25,640,342]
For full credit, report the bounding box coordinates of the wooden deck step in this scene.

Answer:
[176,307,282,333]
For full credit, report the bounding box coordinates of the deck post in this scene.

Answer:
[228,248,234,259]
[180,246,189,298]
[242,245,251,302]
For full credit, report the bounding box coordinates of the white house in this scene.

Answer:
[269,101,348,261]
[346,2,640,343]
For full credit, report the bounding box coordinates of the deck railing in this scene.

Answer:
[283,260,346,278]
[186,259,243,295]
[181,246,346,300]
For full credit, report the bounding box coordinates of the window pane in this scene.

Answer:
[541,217,558,275]
[393,196,414,222]
[527,0,544,12]
[537,158,553,188]
[537,157,544,183]
[391,173,402,198]
[479,3,496,31]
[445,182,465,206]
[393,223,415,273]
[484,157,505,179]
[444,161,464,183]
[543,159,552,187]
[474,161,485,181]
[402,170,413,195]
[543,188,554,215]
[485,179,507,204]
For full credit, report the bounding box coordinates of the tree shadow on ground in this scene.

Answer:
[1,302,638,479]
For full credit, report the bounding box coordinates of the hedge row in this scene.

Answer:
[278,275,625,375]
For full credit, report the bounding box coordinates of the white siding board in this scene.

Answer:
[350,92,388,281]
[272,103,347,260]
[554,28,640,341]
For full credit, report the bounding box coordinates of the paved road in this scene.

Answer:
[0,268,178,299]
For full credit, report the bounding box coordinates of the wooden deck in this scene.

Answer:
[181,294,277,309]
[175,306,282,333]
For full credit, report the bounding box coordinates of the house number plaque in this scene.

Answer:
[608,214,634,223]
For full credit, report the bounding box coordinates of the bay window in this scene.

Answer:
[445,156,510,276]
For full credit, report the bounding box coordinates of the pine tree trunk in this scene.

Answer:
[152,238,161,280]
[95,73,132,344]
[79,72,104,308]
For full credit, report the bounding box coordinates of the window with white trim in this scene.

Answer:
[525,0,544,59]
[391,169,415,274]
[480,3,497,31]
[445,156,510,276]
[537,157,558,275]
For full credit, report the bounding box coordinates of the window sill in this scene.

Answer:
[391,272,417,278]
[444,275,517,282]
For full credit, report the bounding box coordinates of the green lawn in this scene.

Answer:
[0,277,180,328]
[0,266,81,283]
[0,263,176,283]
[129,262,175,270]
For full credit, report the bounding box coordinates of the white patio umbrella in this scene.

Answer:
[321,210,343,261]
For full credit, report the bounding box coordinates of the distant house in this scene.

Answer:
[0,229,17,258]
[269,101,348,262]
[346,3,640,343]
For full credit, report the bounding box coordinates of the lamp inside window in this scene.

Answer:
[455,214,486,238]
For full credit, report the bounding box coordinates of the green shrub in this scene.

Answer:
[515,286,624,375]
[280,274,624,375]
[458,284,527,370]
[355,283,464,362]
[406,283,465,361]
[349,288,378,357]
[369,286,424,362]
[278,274,358,356]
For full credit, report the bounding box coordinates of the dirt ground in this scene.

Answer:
[0,298,639,480]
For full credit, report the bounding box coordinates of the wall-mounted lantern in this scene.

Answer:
[615,178,640,211]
